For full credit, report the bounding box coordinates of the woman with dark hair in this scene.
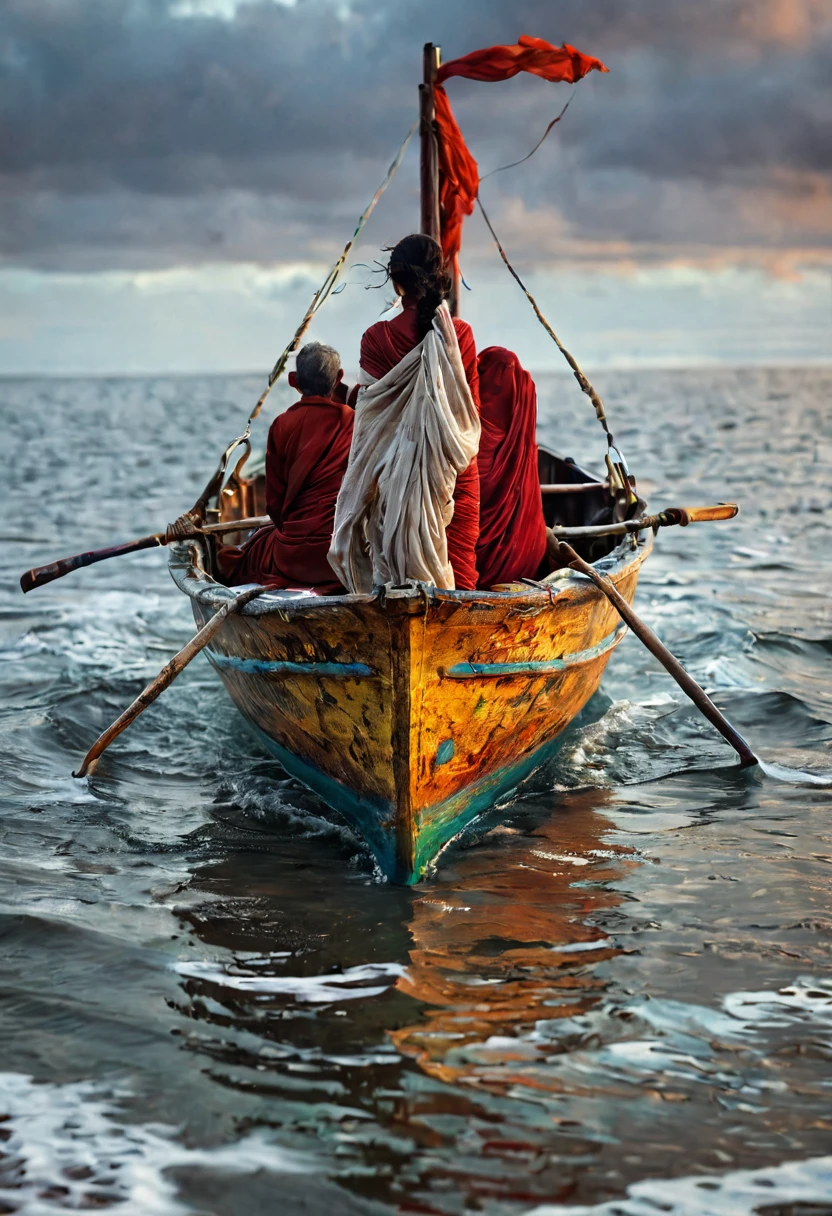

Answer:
[332,234,481,591]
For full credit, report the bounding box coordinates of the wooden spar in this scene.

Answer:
[420,42,459,316]
[420,43,441,241]
[19,516,273,593]
[556,541,758,768]
[73,585,264,779]
[549,503,738,540]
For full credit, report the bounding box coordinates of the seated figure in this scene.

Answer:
[328,234,481,593]
[217,342,354,592]
[475,346,547,588]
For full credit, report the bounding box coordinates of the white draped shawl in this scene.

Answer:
[327,303,481,593]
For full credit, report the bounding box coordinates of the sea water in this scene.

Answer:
[1,367,831,1214]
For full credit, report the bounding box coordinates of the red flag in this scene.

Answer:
[434,86,480,286]
[437,36,608,86]
[433,38,608,273]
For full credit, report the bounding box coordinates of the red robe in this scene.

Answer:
[475,347,547,588]
[359,304,481,590]
[219,395,354,592]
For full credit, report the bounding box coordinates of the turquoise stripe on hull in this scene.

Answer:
[207,653,375,678]
[245,722,401,880]
[243,717,570,885]
[447,623,627,678]
[410,731,571,880]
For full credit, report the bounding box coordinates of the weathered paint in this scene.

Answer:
[168,530,652,884]
[246,722,401,878]
[207,654,376,678]
[435,739,455,766]
[446,622,627,677]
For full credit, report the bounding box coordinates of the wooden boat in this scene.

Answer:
[167,42,651,883]
[169,451,650,884]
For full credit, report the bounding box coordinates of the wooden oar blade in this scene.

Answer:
[556,540,758,768]
[677,503,738,523]
[73,585,263,779]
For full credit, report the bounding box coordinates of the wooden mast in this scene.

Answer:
[420,42,459,315]
[419,43,441,241]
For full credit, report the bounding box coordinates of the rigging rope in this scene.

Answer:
[475,192,613,445]
[478,94,574,183]
[192,125,416,518]
[476,193,636,501]
[244,123,416,431]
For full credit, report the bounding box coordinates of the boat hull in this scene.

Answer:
[169,532,651,883]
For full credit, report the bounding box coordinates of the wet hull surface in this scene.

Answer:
[173,533,649,883]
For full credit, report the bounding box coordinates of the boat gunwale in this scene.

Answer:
[167,531,653,618]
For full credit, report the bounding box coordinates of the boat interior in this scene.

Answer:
[205,443,642,589]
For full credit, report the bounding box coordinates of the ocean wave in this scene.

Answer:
[0,1072,312,1216]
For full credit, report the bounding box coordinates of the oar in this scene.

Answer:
[551,503,737,541]
[19,516,271,594]
[554,540,757,767]
[73,585,264,779]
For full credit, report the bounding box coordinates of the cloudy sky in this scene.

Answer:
[1,0,830,374]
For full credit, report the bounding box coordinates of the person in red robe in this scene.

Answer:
[356,233,481,590]
[216,342,354,592]
[475,346,547,588]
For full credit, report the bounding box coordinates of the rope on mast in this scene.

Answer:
[475,193,636,501]
[191,125,416,520]
[478,94,574,183]
[475,193,611,442]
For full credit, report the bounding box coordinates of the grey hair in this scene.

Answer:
[294,342,341,397]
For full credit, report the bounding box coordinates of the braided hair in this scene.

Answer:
[386,234,452,341]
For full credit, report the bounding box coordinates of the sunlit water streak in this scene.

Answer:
[1,367,831,1213]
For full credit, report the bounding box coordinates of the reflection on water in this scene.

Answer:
[1,368,832,1213]
[390,793,630,1087]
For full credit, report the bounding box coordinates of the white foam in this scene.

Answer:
[550,939,611,955]
[0,1072,312,1216]
[526,1154,832,1216]
[530,850,590,866]
[174,958,406,1003]
[723,976,832,1029]
[759,759,832,786]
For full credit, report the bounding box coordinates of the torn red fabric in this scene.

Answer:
[433,86,480,284]
[433,37,608,271]
[436,37,608,86]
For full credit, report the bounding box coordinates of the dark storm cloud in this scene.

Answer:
[0,0,830,269]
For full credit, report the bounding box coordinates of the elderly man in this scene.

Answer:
[216,342,355,591]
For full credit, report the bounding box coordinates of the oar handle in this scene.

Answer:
[200,516,270,534]
[19,516,272,594]
[20,534,166,594]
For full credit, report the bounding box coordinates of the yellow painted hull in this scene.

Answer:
[169,530,651,883]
